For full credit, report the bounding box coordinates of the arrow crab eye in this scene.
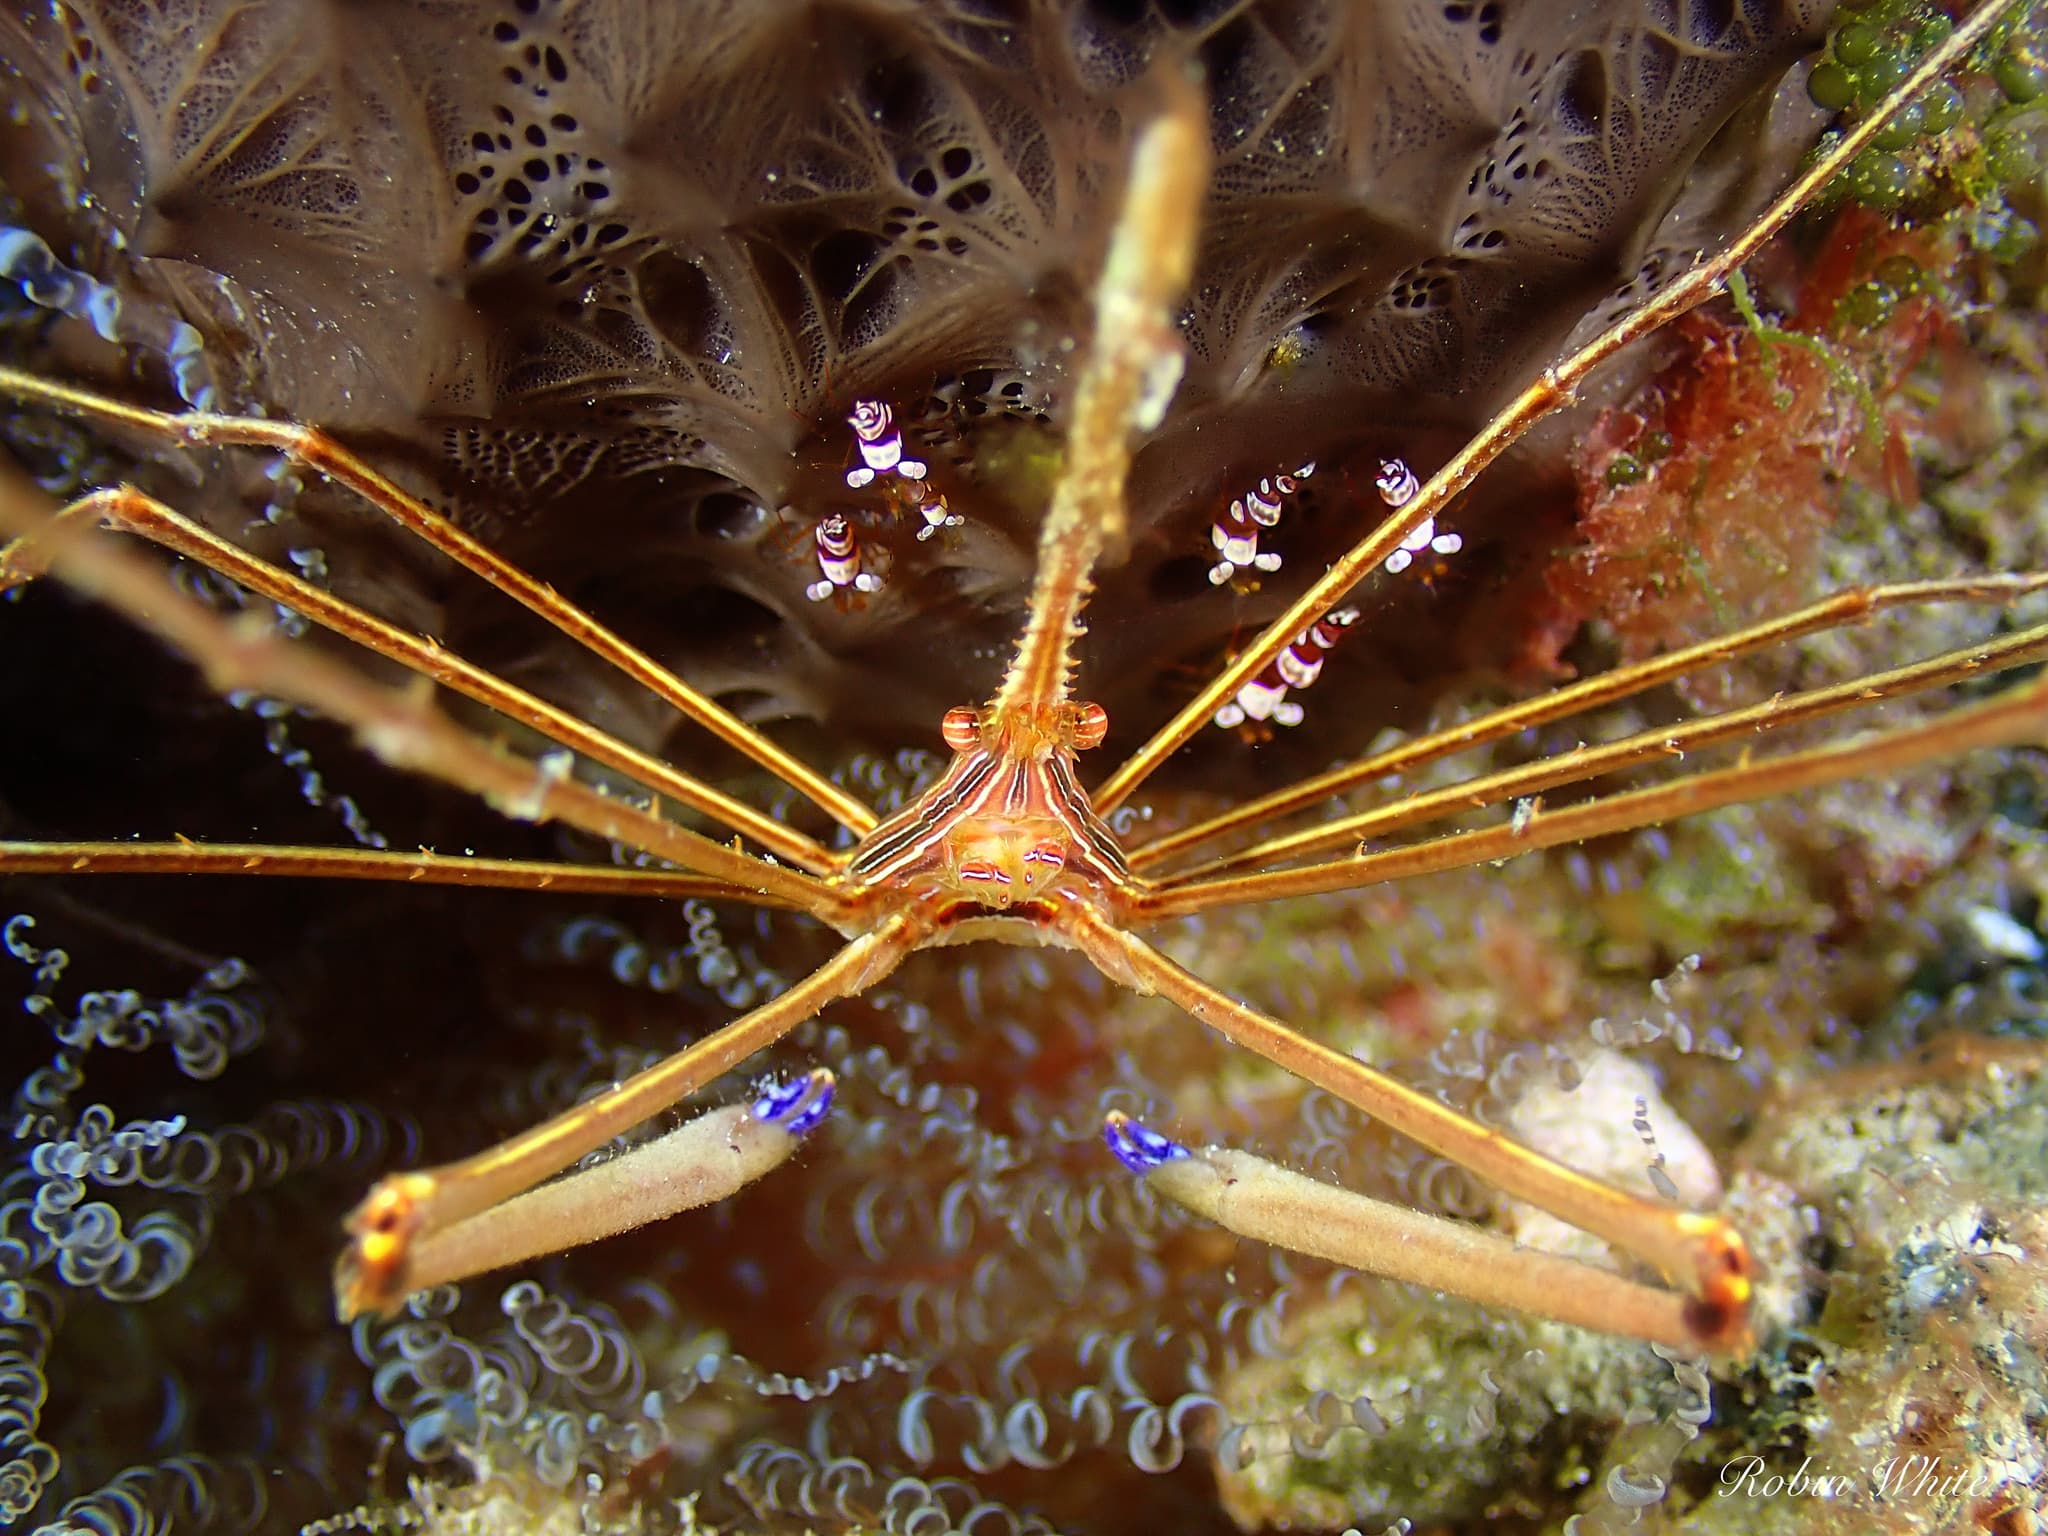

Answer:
[941,706,983,752]
[1070,702,1107,751]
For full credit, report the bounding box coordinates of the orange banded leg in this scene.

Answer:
[1104,1116,1743,1354]
[2,485,838,873]
[1069,910,1753,1350]
[1167,614,2048,881]
[336,917,914,1320]
[0,841,782,903]
[0,362,877,838]
[1138,659,2048,920]
[1130,574,2048,876]
[0,472,843,916]
[399,1071,836,1298]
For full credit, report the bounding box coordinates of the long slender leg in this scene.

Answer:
[337,913,916,1319]
[1090,0,2019,815]
[1066,909,1752,1352]
[1138,660,2048,920]
[0,841,784,903]
[1166,616,2048,880]
[0,470,848,918]
[0,364,879,838]
[403,1071,837,1296]
[2,486,838,873]
[1106,1116,1716,1353]
[1129,575,2048,875]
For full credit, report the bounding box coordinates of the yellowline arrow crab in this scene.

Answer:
[1,5,2043,1431]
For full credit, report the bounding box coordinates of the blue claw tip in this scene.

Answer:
[753,1069,836,1139]
[1104,1111,1190,1174]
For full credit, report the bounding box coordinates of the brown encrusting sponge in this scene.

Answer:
[1,0,1831,776]
[7,2,2046,1534]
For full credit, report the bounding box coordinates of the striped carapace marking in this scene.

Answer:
[848,703,1128,910]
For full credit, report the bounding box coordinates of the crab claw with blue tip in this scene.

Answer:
[1103,1110,1191,1174]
